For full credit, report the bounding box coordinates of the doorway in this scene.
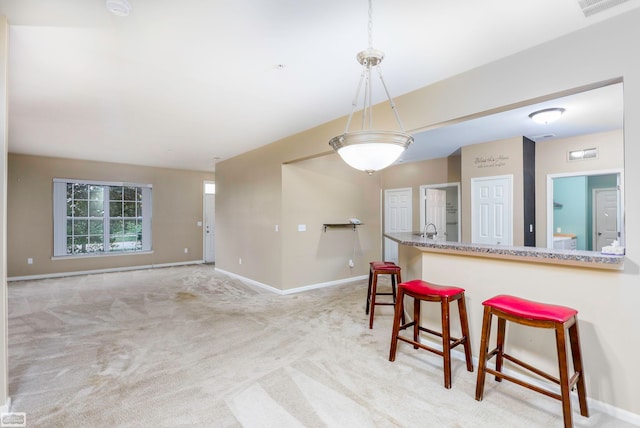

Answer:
[593,188,619,251]
[420,183,460,242]
[204,181,215,263]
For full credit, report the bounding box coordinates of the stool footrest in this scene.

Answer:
[495,351,560,385]
[485,367,562,401]
[397,336,444,357]
[397,333,468,353]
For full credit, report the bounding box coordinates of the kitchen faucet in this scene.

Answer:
[423,223,437,238]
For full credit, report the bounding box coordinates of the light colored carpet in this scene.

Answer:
[7,265,634,427]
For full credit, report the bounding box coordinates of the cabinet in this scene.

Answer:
[553,234,577,250]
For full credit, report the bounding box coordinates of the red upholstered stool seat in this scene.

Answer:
[482,294,577,323]
[366,261,403,329]
[475,295,589,428]
[389,280,473,389]
[370,261,398,270]
[400,280,465,298]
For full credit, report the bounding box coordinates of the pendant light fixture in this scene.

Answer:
[329,0,413,175]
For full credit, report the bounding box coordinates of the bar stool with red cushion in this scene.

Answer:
[366,261,403,329]
[389,279,473,388]
[475,295,589,428]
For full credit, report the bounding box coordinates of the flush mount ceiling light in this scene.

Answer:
[528,108,566,124]
[329,0,413,175]
[106,0,132,16]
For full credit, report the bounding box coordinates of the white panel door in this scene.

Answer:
[472,176,512,246]
[594,188,618,251]
[384,188,412,264]
[425,188,446,238]
[204,194,215,263]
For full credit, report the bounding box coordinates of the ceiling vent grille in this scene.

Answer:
[578,0,631,17]
[568,147,598,161]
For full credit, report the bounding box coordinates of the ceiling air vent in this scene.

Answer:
[578,0,631,17]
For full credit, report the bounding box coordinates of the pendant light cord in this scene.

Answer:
[368,0,373,50]
[342,0,407,134]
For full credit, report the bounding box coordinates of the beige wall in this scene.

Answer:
[215,120,349,288]
[215,9,640,415]
[7,154,213,278]
[282,154,381,290]
[535,129,624,247]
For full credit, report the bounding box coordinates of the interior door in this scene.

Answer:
[384,188,412,264]
[472,175,513,246]
[425,188,446,238]
[204,193,215,263]
[594,188,618,251]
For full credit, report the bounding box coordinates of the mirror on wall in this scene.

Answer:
[402,81,624,251]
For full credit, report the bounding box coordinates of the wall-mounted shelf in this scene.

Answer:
[323,223,363,232]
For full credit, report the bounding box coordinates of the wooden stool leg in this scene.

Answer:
[365,268,373,315]
[389,272,406,325]
[556,324,573,428]
[391,273,397,301]
[569,320,589,417]
[413,297,421,349]
[475,306,493,401]
[396,271,405,325]
[441,297,452,389]
[495,317,506,382]
[389,288,405,362]
[368,272,379,329]
[457,296,474,372]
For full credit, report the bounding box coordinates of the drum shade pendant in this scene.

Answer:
[329,0,413,175]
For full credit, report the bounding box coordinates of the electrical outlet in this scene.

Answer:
[349,259,354,268]
[27,258,33,265]
[239,258,242,265]
[184,248,188,253]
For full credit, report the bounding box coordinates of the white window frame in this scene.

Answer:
[53,178,153,257]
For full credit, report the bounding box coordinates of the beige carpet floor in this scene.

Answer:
[7,265,634,427]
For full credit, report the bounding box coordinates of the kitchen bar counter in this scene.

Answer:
[385,232,624,270]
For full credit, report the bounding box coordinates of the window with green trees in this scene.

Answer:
[53,179,152,256]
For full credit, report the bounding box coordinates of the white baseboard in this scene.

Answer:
[0,396,11,413]
[214,268,367,295]
[8,260,205,282]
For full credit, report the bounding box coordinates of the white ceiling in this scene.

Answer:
[0,0,637,171]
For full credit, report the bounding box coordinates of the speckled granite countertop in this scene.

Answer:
[385,232,624,270]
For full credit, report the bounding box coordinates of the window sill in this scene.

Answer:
[52,250,154,261]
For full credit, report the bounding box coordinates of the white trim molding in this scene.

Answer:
[214,268,367,295]
[8,260,205,282]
